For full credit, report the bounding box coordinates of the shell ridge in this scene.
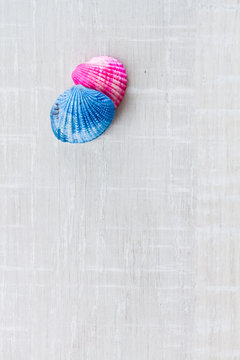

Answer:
[86,97,108,127]
[52,88,74,141]
[71,87,81,141]
[83,91,108,136]
[75,75,124,105]
[82,69,127,89]
[80,90,95,141]
[61,87,77,141]
[85,91,115,136]
[78,65,127,81]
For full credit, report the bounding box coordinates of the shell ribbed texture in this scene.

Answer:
[50,85,115,143]
[72,56,127,108]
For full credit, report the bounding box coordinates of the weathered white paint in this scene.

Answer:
[0,0,240,359]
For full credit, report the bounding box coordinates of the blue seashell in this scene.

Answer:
[50,85,115,143]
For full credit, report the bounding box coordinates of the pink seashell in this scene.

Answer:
[72,56,127,108]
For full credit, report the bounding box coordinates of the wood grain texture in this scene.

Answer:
[0,0,240,359]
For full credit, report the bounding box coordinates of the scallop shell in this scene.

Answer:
[50,85,115,143]
[72,56,127,108]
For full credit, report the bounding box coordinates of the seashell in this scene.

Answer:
[72,56,127,108]
[50,85,115,143]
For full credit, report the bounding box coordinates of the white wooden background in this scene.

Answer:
[1,0,240,359]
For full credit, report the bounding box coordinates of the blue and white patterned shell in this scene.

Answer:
[50,85,115,143]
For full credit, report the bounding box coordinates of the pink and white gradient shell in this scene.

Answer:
[72,56,127,108]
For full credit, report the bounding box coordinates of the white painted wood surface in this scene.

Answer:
[1,0,240,359]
